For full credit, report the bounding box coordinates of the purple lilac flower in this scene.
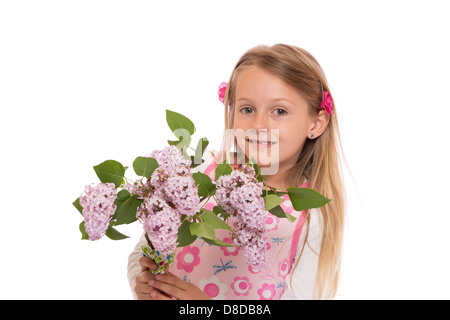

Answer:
[215,164,268,269]
[123,178,152,199]
[149,145,192,173]
[149,146,199,216]
[149,146,192,188]
[163,175,199,216]
[234,227,268,270]
[126,145,200,217]
[79,183,118,240]
[215,170,253,214]
[138,195,181,254]
[130,146,200,253]
[229,183,266,231]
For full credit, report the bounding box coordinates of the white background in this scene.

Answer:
[1,0,449,299]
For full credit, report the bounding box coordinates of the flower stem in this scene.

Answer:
[144,233,153,249]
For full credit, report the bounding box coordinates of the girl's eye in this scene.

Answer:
[239,107,287,116]
[240,107,254,114]
[273,108,287,116]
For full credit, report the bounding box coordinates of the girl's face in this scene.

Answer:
[233,67,317,178]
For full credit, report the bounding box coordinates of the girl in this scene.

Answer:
[128,44,345,300]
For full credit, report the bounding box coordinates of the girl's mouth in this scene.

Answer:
[246,138,278,147]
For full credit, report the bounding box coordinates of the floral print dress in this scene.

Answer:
[170,159,309,300]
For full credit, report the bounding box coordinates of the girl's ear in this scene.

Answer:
[308,110,329,139]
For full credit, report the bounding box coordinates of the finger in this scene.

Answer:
[134,280,152,300]
[154,273,187,290]
[150,288,177,300]
[136,270,154,284]
[136,288,168,300]
[136,292,152,300]
[135,273,154,296]
[135,278,151,294]
[135,278,167,300]
[139,256,157,271]
[150,278,184,299]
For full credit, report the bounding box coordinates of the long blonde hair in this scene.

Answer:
[216,44,346,299]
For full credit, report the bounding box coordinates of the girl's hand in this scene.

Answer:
[134,256,171,300]
[149,272,212,300]
[134,256,158,300]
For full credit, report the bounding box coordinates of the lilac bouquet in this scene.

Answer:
[215,167,268,268]
[73,110,330,272]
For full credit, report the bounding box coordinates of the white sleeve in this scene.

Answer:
[281,209,323,300]
[127,232,146,300]
[126,149,216,299]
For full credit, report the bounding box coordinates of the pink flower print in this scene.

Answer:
[257,283,276,300]
[231,276,252,296]
[278,259,289,279]
[279,194,294,214]
[257,267,275,281]
[265,214,279,232]
[199,276,228,300]
[176,246,200,273]
[220,237,239,256]
[248,265,260,275]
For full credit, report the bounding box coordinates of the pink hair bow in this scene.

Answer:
[218,82,227,104]
[320,91,333,115]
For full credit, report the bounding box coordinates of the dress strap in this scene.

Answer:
[288,181,310,270]
[203,159,217,180]
[289,210,307,269]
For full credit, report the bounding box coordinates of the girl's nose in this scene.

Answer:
[252,112,268,130]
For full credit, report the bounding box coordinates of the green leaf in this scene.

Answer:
[112,189,131,220]
[93,160,126,188]
[213,204,230,220]
[264,194,285,211]
[166,109,196,136]
[73,197,83,215]
[132,156,159,179]
[189,222,215,240]
[201,209,231,231]
[177,220,197,247]
[203,237,234,247]
[198,137,209,154]
[114,189,131,208]
[168,139,180,146]
[285,212,297,223]
[287,187,331,211]
[193,172,216,197]
[105,226,129,240]
[191,137,209,168]
[168,128,192,157]
[275,191,288,197]
[262,189,287,198]
[190,156,204,169]
[115,194,143,225]
[268,205,297,223]
[79,221,89,240]
[215,163,232,181]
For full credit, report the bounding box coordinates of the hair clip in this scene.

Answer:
[218,82,227,104]
[320,91,333,115]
